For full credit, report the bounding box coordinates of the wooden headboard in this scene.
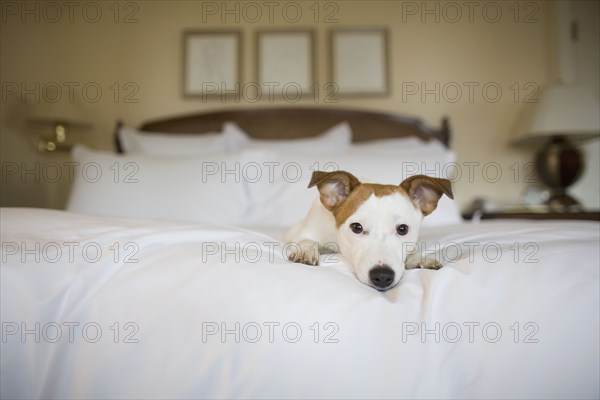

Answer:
[115,107,450,153]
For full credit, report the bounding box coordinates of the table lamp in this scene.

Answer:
[28,99,91,152]
[513,83,600,211]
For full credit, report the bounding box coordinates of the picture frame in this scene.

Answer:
[183,30,241,97]
[256,30,315,98]
[330,28,390,96]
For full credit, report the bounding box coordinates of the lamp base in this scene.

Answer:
[547,191,584,212]
[38,139,72,153]
[536,136,584,212]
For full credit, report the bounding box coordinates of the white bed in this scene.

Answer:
[1,108,598,399]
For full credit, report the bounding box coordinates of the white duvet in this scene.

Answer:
[1,208,598,399]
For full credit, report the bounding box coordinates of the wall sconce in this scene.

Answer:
[28,99,91,153]
[512,83,600,211]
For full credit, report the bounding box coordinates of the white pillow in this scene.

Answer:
[241,149,462,227]
[222,121,352,154]
[118,126,235,155]
[66,145,255,225]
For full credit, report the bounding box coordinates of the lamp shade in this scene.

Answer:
[513,83,600,144]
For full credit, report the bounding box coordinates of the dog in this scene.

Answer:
[285,170,454,291]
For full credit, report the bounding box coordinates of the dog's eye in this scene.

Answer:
[396,224,409,235]
[350,222,363,234]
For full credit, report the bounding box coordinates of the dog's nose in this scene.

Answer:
[369,266,395,289]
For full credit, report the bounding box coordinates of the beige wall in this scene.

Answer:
[1,0,559,211]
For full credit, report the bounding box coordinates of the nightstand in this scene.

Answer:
[462,210,600,221]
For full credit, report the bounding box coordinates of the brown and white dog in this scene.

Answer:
[285,170,454,291]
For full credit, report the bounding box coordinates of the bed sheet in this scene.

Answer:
[1,208,598,399]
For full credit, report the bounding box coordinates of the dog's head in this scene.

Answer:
[309,170,453,291]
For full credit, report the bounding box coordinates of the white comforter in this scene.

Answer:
[1,208,598,399]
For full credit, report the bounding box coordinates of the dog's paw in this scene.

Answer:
[287,240,320,266]
[405,254,443,270]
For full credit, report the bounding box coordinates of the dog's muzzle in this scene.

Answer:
[369,265,395,290]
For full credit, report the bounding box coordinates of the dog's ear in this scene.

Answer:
[308,170,361,210]
[400,175,454,216]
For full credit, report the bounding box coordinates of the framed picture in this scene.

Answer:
[257,30,315,98]
[330,29,390,96]
[183,31,241,97]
